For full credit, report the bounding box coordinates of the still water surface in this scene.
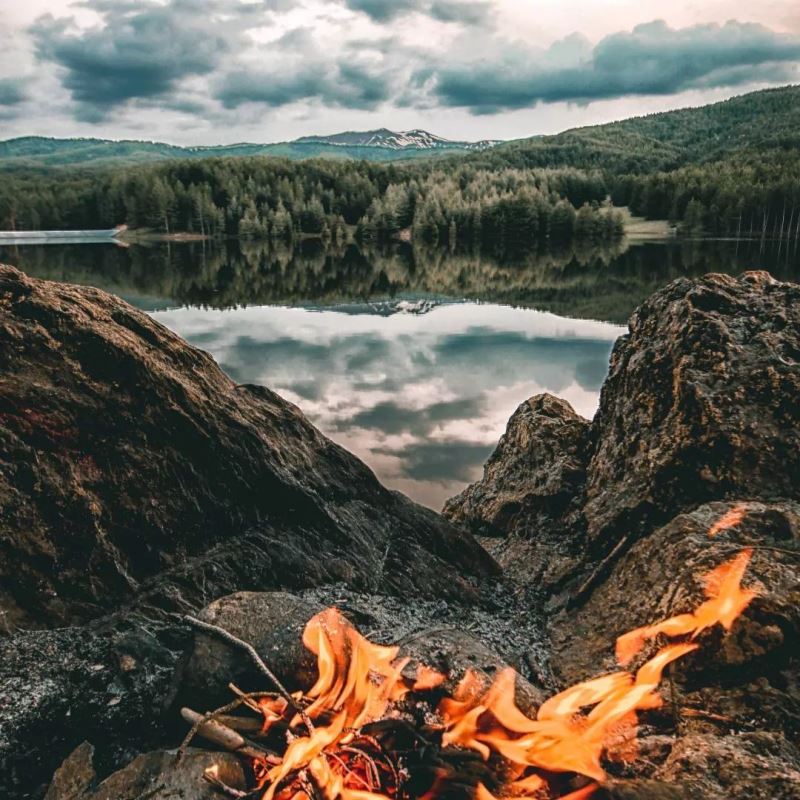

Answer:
[2,237,797,507]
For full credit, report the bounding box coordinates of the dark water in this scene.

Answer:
[2,237,797,508]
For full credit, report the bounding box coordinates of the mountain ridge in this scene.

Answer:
[0,128,500,169]
[2,84,799,171]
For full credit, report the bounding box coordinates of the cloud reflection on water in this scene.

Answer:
[152,302,624,509]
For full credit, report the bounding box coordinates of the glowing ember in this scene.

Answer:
[189,513,758,800]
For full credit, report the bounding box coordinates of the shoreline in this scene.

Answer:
[119,230,211,243]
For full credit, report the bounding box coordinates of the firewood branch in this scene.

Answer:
[177,691,281,762]
[184,615,315,733]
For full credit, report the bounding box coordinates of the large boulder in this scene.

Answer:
[446,272,800,593]
[444,394,590,537]
[583,271,800,553]
[441,273,800,798]
[0,265,497,630]
[443,393,590,588]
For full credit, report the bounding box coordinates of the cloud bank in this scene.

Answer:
[426,20,800,112]
[1,0,798,139]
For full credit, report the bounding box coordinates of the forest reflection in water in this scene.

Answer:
[2,236,798,507]
[3,235,799,323]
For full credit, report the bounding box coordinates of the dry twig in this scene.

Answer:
[177,691,283,762]
[184,615,315,733]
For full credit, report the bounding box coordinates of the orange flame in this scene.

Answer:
[257,608,410,800]
[436,548,754,797]
[439,642,697,786]
[250,523,755,800]
[707,504,748,537]
[616,549,757,666]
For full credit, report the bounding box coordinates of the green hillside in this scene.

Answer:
[2,85,798,243]
[472,84,800,173]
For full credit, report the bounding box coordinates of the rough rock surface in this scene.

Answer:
[0,264,496,630]
[183,591,325,707]
[583,271,800,553]
[604,733,800,799]
[550,500,800,696]
[651,732,800,800]
[443,393,590,588]
[44,742,96,800]
[446,272,800,592]
[0,612,191,799]
[547,499,800,786]
[443,394,589,537]
[45,747,246,800]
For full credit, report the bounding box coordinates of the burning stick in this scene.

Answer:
[181,708,282,763]
[177,690,285,763]
[184,615,315,733]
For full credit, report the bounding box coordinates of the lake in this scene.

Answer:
[2,236,798,508]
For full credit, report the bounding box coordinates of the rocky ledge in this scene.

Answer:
[0,264,496,632]
[448,271,800,593]
[445,271,800,797]
[1,267,798,799]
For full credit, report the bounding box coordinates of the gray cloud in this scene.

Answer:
[16,4,800,129]
[343,0,490,25]
[425,20,800,112]
[30,0,238,121]
[344,0,419,22]
[217,60,391,110]
[376,440,494,483]
[0,79,26,107]
[429,0,491,25]
[349,397,485,436]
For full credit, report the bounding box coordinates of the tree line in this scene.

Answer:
[0,157,623,254]
[610,151,800,239]
[3,85,799,249]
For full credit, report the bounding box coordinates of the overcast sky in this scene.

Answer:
[1,0,799,145]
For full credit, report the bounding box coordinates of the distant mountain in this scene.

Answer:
[0,129,499,170]
[296,128,498,151]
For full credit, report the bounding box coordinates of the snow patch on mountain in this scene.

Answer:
[295,128,499,151]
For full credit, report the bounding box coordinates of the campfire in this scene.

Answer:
[180,520,756,800]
